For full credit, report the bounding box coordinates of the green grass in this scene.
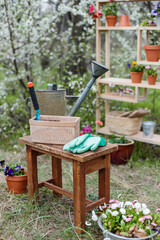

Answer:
[0,143,160,240]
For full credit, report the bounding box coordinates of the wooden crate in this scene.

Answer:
[29,115,80,144]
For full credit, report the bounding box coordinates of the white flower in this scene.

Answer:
[92,210,96,216]
[111,211,119,216]
[134,202,141,209]
[92,214,98,221]
[111,203,118,209]
[118,194,122,199]
[85,221,91,226]
[122,215,127,220]
[99,205,103,211]
[142,203,147,209]
[143,208,150,215]
[125,201,133,207]
[118,202,124,208]
[101,213,107,219]
[107,209,112,213]
[120,208,126,215]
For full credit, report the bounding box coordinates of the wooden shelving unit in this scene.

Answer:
[96,0,160,145]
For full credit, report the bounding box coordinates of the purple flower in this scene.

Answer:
[151,10,158,16]
[153,226,160,233]
[155,3,160,9]
[0,160,6,168]
[127,63,131,68]
[7,168,14,176]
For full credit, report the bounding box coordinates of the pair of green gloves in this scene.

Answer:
[63,134,107,154]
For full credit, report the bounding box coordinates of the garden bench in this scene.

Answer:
[19,135,117,233]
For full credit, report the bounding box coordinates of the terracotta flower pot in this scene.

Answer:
[144,45,160,62]
[130,72,143,83]
[111,139,134,165]
[119,15,131,27]
[147,75,157,85]
[6,174,27,194]
[105,15,117,27]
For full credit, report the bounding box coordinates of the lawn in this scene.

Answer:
[0,142,160,240]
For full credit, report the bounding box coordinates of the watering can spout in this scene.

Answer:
[68,61,109,116]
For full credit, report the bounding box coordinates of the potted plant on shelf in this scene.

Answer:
[144,32,160,62]
[108,134,134,165]
[127,61,145,84]
[102,3,118,27]
[92,199,160,239]
[0,160,27,194]
[145,65,158,85]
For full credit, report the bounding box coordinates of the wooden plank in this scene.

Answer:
[85,156,105,174]
[137,60,160,66]
[99,92,146,103]
[44,182,73,198]
[19,136,118,163]
[52,157,62,197]
[137,29,142,62]
[26,146,38,202]
[86,197,105,212]
[38,178,54,188]
[73,161,86,233]
[98,26,137,31]
[98,0,158,3]
[98,127,160,146]
[97,78,160,89]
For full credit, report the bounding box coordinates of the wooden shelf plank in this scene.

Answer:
[137,60,160,66]
[98,0,158,3]
[99,92,145,102]
[98,26,137,31]
[138,27,160,31]
[97,126,160,145]
[97,78,160,89]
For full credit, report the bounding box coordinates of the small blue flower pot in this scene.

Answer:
[142,121,156,138]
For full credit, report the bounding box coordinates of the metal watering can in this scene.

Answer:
[27,61,109,120]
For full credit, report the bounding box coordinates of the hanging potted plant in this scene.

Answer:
[87,199,160,239]
[144,32,160,62]
[0,160,27,194]
[145,65,158,85]
[127,61,145,84]
[102,3,118,27]
[108,135,134,165]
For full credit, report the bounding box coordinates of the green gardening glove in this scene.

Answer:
[71,136,106,154]
[63,134,92,151]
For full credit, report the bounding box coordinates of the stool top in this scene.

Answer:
[19,136,118,162]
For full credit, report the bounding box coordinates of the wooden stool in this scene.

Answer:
[19,136,117,233]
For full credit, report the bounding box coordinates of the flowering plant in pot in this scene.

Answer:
[89,5,103,19]
[145,65,158,85]
[127,61,145,83]
[144,32,160,62]
[108,134,134,165]
[88,199,160,239]
[102,3,118,26]
[0,160,27,194]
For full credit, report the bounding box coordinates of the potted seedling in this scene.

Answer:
[102,3,118,27]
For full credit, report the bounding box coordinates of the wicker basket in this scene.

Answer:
[29,115,80,144]
[106,111,142,136]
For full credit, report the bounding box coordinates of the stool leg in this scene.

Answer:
[73,161,86,234]
[99,154,110,204]
[26,146,38,203]
[52,156,62,197]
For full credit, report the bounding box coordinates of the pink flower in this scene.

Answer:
[156,208,160,211]
[108,204,112,208]
[151,222,157,227]
[145,215,152,220]
[97,10,103,16]
[146,65,150,69]
[89,5,94,13]
[128,215,133,218]
[109,199,115,203]
[132,200,138,204]
[95,120,103,126]
[125,218,132,222]
[139,217,145,223]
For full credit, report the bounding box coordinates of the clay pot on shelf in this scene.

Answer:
[6,174,27,194]
[130,72,143,83]
[147,75,157,85]
[110,139,134,165]
[119,15,131,27]
[144,45,160,62]
[105,15,117,27]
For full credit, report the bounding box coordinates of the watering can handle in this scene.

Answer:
[27,82,39,111]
